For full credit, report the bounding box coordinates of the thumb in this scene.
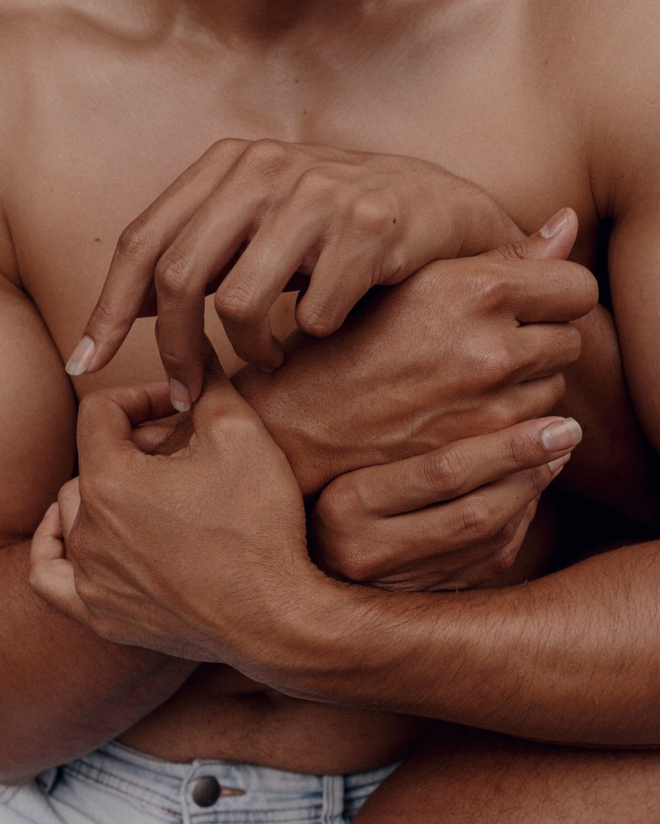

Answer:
[58,478,82,541]
[485,208,578,263]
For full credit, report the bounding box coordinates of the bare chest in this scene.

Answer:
[6,30,599,396]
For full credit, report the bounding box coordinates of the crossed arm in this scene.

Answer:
[3,132,659,788]
[28,130,660,764]
[0,171,568,783]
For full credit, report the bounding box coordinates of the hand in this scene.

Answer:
[236,211,598,497]
[312,416,582,592]
[65,139,519,403]
[29,350,312,664]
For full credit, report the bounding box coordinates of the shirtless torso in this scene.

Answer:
[1,0,659,781]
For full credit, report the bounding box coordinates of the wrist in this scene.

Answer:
[454,182,524,257]
[429,171,523,259]
[231,356,335,498]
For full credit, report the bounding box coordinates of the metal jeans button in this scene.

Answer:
[191,775,221,807]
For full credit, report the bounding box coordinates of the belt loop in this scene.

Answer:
[322,774,345,822]
[36,766,60,796]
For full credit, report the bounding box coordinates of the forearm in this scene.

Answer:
[1,540,196,784]
[257,540,660,748]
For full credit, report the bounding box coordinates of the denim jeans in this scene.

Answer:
[0,741,398,824]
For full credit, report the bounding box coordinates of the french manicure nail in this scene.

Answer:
[548,453,571,474]
[539,209,569,239]
[170,378,191,413]
[65,336,96,376]
[541,418,583,453]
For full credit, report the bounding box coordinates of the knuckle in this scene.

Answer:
[488,397,517,431]
[349,194,393,234]
[421,447,468,494]
[116,216,153,260]
[323,532,387,583]
[206,408,261,447]
[157,341,190,374]
[326,539,374,582]
[296,301,339,337]
[77,467,109,507]
[317,475,366,525]
[570,263,599,310]
[214,283,260,325]
[295,168,337,200]
[154,248,195,298]
[209,137,244,161]
[457,496,495,544]
[88,298,118,331]
[242,139,289,173]
[499,240,529,261]
[503,428,537,467]
[527,465,552,496]
[478,343,517,385]
[474,262,512,304]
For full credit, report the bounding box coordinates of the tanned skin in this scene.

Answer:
[3,0,660,820]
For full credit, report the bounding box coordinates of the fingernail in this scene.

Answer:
[170,378,191,413]
[259,365,276,373]
[541,418,583,452]
[65,336,96,376]
[548,453,571,474]
[539,209,569,239]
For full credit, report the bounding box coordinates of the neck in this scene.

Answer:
[167,0,393,44]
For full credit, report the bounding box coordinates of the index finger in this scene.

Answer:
[350,415,582,517]
[65,139,249,377]
[76,382,173,471]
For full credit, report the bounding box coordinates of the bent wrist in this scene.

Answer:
[231,358,336,498]
[443,176,524,258]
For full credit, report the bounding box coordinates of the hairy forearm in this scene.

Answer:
[0,540,196,784]
[258,540,660,747]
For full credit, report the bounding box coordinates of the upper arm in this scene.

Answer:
[0,274,76,541]
[585,1,660,456]
[609,207,660,456]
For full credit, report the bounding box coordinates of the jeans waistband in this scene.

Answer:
[51,740,398,823]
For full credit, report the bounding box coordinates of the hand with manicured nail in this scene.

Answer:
[312,416,582,592]
[236,209,597,497]
[30,348,311,662]
[65,139,525,410]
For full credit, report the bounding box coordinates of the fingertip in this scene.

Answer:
[539,417,583,453]
[256,337,284,373]
[538,208,571,240]
[169,378,192,413]
[65,336,96,376]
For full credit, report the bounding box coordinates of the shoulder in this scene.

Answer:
[0,1,163,287]
[526,0,660,218]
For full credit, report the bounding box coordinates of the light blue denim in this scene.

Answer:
[0,741,398,824]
